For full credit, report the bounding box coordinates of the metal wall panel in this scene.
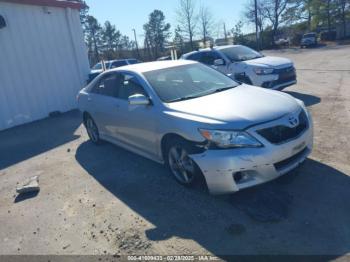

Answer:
[0,2,90,130]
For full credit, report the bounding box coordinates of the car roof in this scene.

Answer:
[181,50,198,58]
[109,60,197,74]
[214,45,242,50]
[94,58,137,65]
[109,59,136,62]
[182,45,242,57]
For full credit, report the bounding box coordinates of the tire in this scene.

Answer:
[234,73,252,85]
[165,138,202,187]
[84,115,101,144]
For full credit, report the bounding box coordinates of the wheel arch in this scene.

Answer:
[82,111,91,126]
[160,133,206,162]
[160,133,186,161]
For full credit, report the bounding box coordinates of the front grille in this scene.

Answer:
[274,66,296,85]
[275,74,296,85]
[257,110,308,144]
[274,66,295,74]
[262,67,296,89]
[274,147,308,171]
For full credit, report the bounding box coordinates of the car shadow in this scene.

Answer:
[284,91,321,107]
[0,110,81,170]
[76,141,350,257]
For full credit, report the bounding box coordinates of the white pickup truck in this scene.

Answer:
[181,45,296,90]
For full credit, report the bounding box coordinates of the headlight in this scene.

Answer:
[295,98,307,111]
[295,98,310,117]
[295,98,305,108]
[254,67,274,75]
[199,129,263,148]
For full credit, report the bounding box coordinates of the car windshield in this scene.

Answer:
[220,46,263,62]
[143,63,239,103]
[303,33,316,38]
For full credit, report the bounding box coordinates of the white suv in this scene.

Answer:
[181,45,296,90]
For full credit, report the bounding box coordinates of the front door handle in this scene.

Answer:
[87,97,92,102]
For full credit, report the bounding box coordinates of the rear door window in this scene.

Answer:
[199,51,221,65]
[110,60,128,69]
[187,52,202,62]
[127,59,139,64]
[91,73,120,97]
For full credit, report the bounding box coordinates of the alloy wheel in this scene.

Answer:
[168,146,196,184]
[86,118,99,143]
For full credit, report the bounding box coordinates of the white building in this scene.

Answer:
[0,0,90,130]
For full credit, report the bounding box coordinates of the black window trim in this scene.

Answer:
[90,71,151,101]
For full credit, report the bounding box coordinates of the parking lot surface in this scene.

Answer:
[0,45,350,258]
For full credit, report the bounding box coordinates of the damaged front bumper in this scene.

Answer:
[190,118,313,195]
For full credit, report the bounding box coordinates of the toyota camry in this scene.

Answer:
[77,60,313,194]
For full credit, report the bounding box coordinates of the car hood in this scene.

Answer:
[165,84,300,129]
[243,56,293,69]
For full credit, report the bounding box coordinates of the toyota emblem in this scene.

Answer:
[288,115,299,127]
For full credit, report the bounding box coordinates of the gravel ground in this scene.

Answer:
[0,45,350,259]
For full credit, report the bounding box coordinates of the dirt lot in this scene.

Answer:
[0,45,350,259]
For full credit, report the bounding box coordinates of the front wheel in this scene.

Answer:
[85,115,101,144]
[166,139,200,187]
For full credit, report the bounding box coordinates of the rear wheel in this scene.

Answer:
[165,138,201,187]
[85,115,101,144]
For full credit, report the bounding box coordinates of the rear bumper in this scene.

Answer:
[190,113,313,194]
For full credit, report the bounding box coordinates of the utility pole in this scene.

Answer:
[254,0,260,50]
[132,28,140,59]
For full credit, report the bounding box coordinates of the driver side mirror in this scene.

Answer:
[213,58,225,66]
[128,94,150,106]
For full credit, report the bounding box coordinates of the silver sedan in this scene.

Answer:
[77,60,313,194]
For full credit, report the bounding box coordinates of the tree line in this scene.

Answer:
[79,4,136,65]
[79,0,217,64]
[240,0,350,49]
[78,0,350,64]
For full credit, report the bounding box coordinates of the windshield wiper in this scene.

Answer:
[237,55,263,61]
[209,85,237,94]
[167,85,237,103]
[167,95,199,103]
